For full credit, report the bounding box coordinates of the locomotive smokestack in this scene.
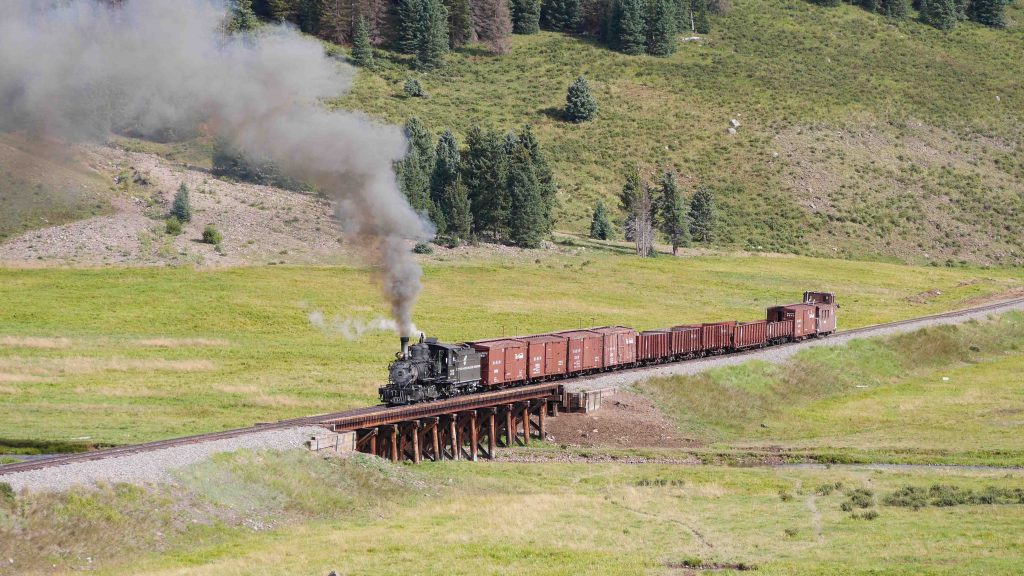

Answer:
[400,336,410,359]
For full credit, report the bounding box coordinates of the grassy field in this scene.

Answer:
[638,312,1024,465]
[2,450,1023,575]
[337,0,1024,264]
[0,253,1021,446]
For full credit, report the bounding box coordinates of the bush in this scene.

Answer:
[841,488,874,511]
[413,242,433,254]
[778,489,794,502]
[928,484,972,507]
[165,216,183,236]
[883,485,929,510]
[404,78,425,98]
[202,224,222,245]
[0,482,13,505]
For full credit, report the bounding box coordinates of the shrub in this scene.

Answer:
[784,527,799,537]
[841,488,874,511]
[404,78,425,98]
[165,216,183,236]
[928,484,972,507]
[0,482,13,505]
[778,489,794,502]
[202,224,222,245]
[413,242,434,254]
[883,485,928,510]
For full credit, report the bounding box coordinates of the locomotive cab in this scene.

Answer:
[379,335,483,405]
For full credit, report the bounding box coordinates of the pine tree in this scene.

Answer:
[656,171,689,255]
[646,0,677,56]
[171,183,193,223]
[922,0,958,29]
[226,0,260,33]
[265,0,295,21]
[431,129,461,200]
[446,0,475,47]
[688,185,715,243]
[611,0,646,54]
[969,0,1006,27]
[419,0,450,69]
[397,148,431,213]
[397,0,426,54]
[351,16,374,68]
[879,0,910,18]
[519,125,557,234]
[589,200,612,240]
[619,165,642,242]
[297,0,321,33]
[565,76,598,122]
[542,0,582,30]
[398,118,435,214]
[473,0,514,54]
[691,0,710,33]
[439,177,473,242]
[406,118,436,184]
[462,126,511,238]
[511,0,543,33]
[507,146,546,248]
[430,129,461,233]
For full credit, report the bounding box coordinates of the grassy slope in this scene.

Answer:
[0,134,113,243]
[0,254,1020,445]
[3,451,1023,575]
[339,1,1024,264]
[638,312,1024,464]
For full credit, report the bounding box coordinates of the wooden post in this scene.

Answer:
[369,428,378,457]
[551,400,559,417]
[488,410,496,459]
[431,418,440,462]
[469,411,478,461]
[449,415,459,461]
[505,404,514,447]
[390,425,398,462]
[521,405,530,445]
[411,420,421,464]
[539,400,546,440]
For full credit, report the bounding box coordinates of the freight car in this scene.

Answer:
[379,291,837,405]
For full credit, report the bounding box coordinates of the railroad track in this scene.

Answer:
[2,296,1021,477]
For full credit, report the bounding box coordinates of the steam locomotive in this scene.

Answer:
[379,291,837,406]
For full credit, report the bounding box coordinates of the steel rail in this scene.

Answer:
[2,296,1021,476]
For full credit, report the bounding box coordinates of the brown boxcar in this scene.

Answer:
[558,330,604,372]
[518,334,568,378]
[469,339,528,386]
[766,320,794,341]
[591,326,637,367]
[638,330,671,361]
[701,321,737,351]
[767,304,816,338]
[669,325,703,355]
[814,304,837,334]
[734,321,767,349]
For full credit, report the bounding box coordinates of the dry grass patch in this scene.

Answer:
[0,336,71,349]
[0,357,216,375]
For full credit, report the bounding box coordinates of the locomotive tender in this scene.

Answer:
[380,291,837,406]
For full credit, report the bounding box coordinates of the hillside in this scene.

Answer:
[338,0,1024,265]
[1,1,1022,268]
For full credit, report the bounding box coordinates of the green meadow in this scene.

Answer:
[1,252,1020,446]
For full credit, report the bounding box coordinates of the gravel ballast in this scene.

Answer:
[1,425,329,492]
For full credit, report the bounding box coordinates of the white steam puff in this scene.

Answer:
[0,0,429,336]
[308,311,416,341]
